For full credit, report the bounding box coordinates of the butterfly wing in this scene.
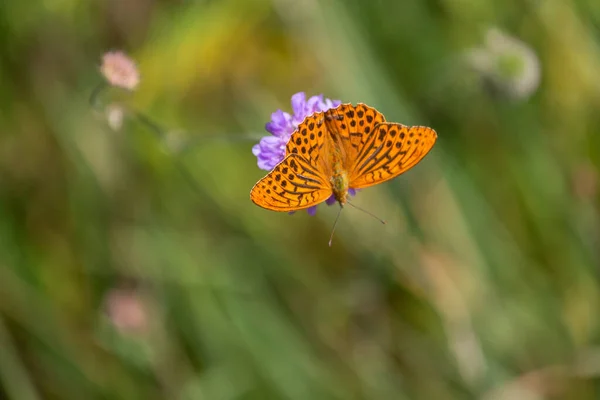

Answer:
[348,123,437,189]
[284,111,331,162]
[250,153,333,212]
[321,103,386,164]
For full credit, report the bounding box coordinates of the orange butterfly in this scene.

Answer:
[250,103,437,215]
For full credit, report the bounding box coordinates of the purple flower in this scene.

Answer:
[253,92,358,215]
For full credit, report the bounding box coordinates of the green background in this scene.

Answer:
[1,0,600,398]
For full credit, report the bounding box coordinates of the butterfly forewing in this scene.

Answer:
[322,103,386,163]
[349,123,437,189]
[285,112,328,165]
[250,153,332,211]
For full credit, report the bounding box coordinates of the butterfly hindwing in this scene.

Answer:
[250,153,333,212]
[348,123,437,189]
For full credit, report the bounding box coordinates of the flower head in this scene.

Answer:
[104,286,148,334]
[253,92,358,215]
[466,28,540,100]
[100,51,140,91]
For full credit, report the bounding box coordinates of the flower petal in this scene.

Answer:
[306,94,324,113]
[266,110,292,136]
[306,206,317,216]
[291,92,306,116]
[253,136,287,170]
[251,143,261,156]
[257,157,276,171]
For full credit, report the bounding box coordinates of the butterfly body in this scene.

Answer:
[324,127,351,206]
[250,103,437,212]
[329,163,350,207]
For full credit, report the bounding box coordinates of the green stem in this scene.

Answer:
[90,81,263,154]
[89,81,108,111]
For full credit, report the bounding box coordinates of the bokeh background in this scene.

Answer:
[2,0,600,399]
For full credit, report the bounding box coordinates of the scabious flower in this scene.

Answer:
[100,51,140,91]
[253,92,357,215]
[466,28,540,100]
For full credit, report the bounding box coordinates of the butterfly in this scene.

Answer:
[250,103,437,215]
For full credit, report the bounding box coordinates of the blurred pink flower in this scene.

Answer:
[104,287,147,334]
[100,51,140,90]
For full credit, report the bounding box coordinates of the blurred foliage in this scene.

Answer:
[1,0,600,399]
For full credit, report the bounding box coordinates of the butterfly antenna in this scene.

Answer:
[328,205,344,247]
[346,201,387,224]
